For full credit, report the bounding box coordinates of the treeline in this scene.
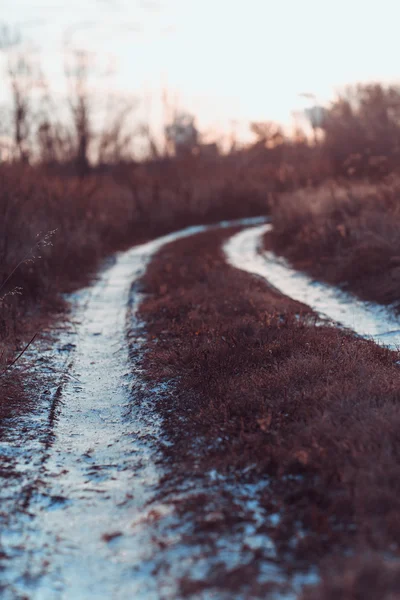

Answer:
[0,24,138,175]
[2,22,400,187]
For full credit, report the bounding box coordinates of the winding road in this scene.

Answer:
[1,218,398,599]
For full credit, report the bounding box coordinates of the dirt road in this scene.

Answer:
[1,218,398,599]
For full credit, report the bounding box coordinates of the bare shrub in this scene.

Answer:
[269,178,400,307]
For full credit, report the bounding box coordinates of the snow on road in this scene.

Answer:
[4,217,399,600]
[6,217,396,599]
[0,217,268,600]
[225,223,400,350]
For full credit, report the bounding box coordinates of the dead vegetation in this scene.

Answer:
[268,178,400,308]
[137,227,400,598]
[2,33,400,595]
[0,156,271,438]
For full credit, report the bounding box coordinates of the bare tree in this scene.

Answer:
[65,50,93,177]
[322,84,400,177]
[7,54,36,162]
[0,25,37,162]
[0,23,138,169]
[97,97,135,165]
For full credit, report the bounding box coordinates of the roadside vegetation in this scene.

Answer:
[267,84,400,308]
[3,21,400,598]
[268,178,400,308]
[5,82,400,380]
[137,227,400,598]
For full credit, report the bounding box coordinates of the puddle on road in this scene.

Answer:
[225,223,400,350]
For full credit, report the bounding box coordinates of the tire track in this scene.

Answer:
[0,218,266,600]
[225,223,400,349]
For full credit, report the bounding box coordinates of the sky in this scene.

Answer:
[2,0,400,141]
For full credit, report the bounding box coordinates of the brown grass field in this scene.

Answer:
[268,178,400,309]
[137,227,400,598]
[3,80,400,597]
[0,159,268,425]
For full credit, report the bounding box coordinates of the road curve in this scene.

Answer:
[0,217,266,600]
[225,223,400,349]
[4,217,398,599]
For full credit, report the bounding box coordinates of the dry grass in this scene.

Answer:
[302,555,400,600]
[0,158,269,433]
[3,76,400,596]
[137,227,400,597]
[268,177,400,308]
[0,159,270,360]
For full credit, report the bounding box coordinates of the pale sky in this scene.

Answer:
[2,0,400,140]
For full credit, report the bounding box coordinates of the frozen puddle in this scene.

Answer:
[225,224,400,349]
[1,217,273,600]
